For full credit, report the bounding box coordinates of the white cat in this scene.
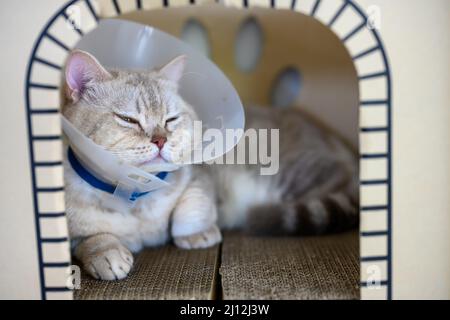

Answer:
[64,50,358,281]
[63,50,221,280]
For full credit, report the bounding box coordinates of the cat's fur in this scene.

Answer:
[63,51,221,280]
[211,106,358,236]
[63,50,358,281]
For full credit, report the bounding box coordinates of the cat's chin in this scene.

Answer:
[138,155,171,169]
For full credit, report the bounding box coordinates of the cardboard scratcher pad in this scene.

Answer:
[74,245,220,300]
[75,233,358,300]
[220,231,360,300]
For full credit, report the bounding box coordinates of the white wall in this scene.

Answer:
[0,0,66,300]
[357,0,450,299]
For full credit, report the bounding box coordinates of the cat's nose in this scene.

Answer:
[151,136,167,150]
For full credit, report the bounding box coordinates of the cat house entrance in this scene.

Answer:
[71,3,360,299]
[26,0,374,299]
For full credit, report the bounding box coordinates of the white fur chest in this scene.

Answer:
[64,157,192,253]
[130,168,192,250]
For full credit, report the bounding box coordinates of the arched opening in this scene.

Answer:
[25,0,393,300]
[72,3,360,300]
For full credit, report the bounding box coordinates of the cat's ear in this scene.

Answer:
[158,55,187,83]
[65,50,112,102]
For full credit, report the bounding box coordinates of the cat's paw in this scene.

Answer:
[83,246,134,281]
[174,225,222,250]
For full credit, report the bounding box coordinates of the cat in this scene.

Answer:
[63,50,221,281]
[209,106,359,236]
[63,50,358,281]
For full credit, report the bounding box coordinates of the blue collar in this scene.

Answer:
[68,147,168,202]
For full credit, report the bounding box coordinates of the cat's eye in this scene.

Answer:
[165,116,179,124]
[115,113,139,125]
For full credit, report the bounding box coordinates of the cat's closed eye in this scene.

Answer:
[114,113,140,127]
[166,116,179,123]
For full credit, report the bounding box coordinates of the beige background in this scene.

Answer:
[0,0,67,300]
[355,0,450,299]
[118,5,360,148]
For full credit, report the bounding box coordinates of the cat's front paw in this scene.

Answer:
[174,225,222,250]
[83,246,134,281]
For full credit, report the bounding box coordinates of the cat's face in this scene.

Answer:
[63,50,198,169]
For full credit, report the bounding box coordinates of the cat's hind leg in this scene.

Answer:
[74,233,134,280]
[244,191,359,236]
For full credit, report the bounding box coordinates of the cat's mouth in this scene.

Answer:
[138,154,168,167]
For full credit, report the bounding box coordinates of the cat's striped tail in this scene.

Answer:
[244,192,359,236]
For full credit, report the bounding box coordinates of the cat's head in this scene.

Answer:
[63,50,198,169]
